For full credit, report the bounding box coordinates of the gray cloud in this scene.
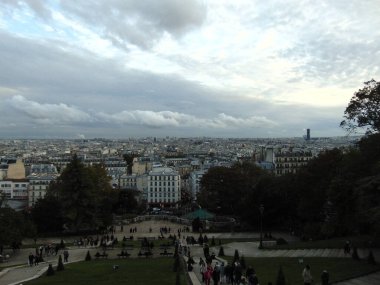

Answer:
[60,0,207,49]
[6,95,277,130]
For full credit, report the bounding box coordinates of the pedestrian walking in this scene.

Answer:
[302,265,313,285]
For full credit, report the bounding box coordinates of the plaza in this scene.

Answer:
[1,219,379,285]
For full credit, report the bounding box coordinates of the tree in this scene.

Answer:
[0,207,27,250]
[341,79,380,134]
[276,266,286,285]
[57,255,64,271]
[31,195,63,234]
[46,264,55,276]
[48,155,114,232]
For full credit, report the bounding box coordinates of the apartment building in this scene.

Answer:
[147,167,181,208]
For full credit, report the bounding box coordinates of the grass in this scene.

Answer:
[270,235,378,250]
[25,257,184,285]
[224,257,380,285]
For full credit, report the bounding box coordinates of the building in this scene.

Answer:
[189,169,208,200]
[27,173,58,207]
[147,167,181,208]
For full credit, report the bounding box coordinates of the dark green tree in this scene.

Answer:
[218,246,225,256]
[341,79,380,134]
[233,249,240,262]
[31,195,63,233]
[48,155,114,232]
[46,264,55,276]
[57,255,64,271]
[0,207,27,250]
[85,250,92,261]
[276,266,286,285]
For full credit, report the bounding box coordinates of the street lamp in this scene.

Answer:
[259,204,264,249]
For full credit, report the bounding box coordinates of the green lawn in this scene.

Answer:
[224,257,380,285]
[25,257,185,285]
[270,235,378,250]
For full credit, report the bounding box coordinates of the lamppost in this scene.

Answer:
[259,204,264,249]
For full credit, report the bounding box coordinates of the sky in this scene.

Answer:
[0,0,379,139]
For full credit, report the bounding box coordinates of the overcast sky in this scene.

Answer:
[1,0,379,139]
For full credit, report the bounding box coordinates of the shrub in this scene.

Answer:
[240,255,246,269]
[233,249,240,262]
[352,247,360,260]
[218,246,225,257]
[56,255,64,271]
[276,238,288,245]
[46,264,55,276]
[276,266,285,285]
[368,250,376,265]
[85,250,92,261]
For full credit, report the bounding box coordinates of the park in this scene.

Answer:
[0,216,379,285]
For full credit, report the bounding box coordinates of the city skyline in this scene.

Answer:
[1,1,380,139]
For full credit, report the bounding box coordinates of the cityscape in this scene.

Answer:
[1,1,380,285]
[0,132,359,212]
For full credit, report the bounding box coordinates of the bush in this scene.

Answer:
[234,249,240,262]
[218,246,225,257]
[46,264,55,276]
[240,255,246,269]
[85,250,92,261]
[56,255,64,271]
[352,247,360,260]
[173,254,180,272]
[276,238,288,245]
[368,250,376,265]
[276,266,285,285]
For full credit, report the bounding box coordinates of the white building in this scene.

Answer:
[147,167,181,208]
[27,173,58,207]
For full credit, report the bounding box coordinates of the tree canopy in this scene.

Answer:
[341,79,380,134]
[47,154,115,233]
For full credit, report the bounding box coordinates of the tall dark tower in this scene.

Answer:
[306,129,311,140]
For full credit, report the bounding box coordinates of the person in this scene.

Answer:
[28,252,34,266]
[321,270,329,285]
[204,263,213,285]
[63,249,69,263]
[302,265,313,285]
[199,258,206,282]
[344,240,351,254]
[247,268,259,285]
[213,262,221,285]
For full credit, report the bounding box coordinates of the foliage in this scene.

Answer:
[367,250,376,265]
[197,162,267,216]
[47,154,115,232]
[352,247,360,260]
[31,195,63,234]
[233,249,240,262]
[218,246,225,257]
[57,255,64,271]
[240,255,246,269]
[0,207,28,248]
[276,266,286,285]
[341,79,380,134]
[46,264,55,276]
[85,250,92,261]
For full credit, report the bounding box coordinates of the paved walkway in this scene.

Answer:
[0,220,379,285]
